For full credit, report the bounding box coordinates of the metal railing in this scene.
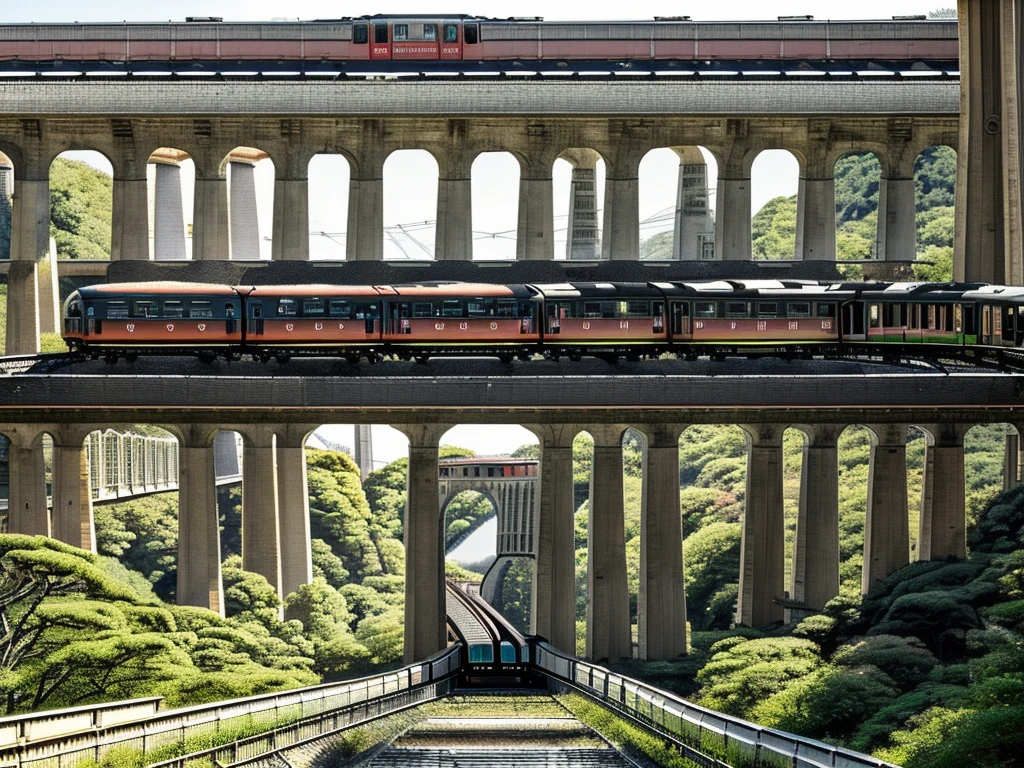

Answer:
[535,643,899,768]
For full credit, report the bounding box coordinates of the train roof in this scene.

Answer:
[248,284,381,297]
[530,282,664,299]
[859,281,984,300]
[961,285,1024,303]
[75,281,239,297]
[383,282,531,299]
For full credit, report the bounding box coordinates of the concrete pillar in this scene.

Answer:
[716,176,752,261]
[436,158,472,261]
[37,249,59,336]
[0,161,11,261]
[272,175,310,261]
[153,161,187,261]
[354,424,374,482]
[192,173,229,261]
[278,425,313,598]
[347,154,384,261]
[672,147,714,261]
[638,424,687,660]
[792,425,841,614]
[877,177,916,262]
[863,423,910,592]
[795,177,837,261]
[738,424,786,626]
[563,149,601,260]
[527,424,578,653]
[111,174,149,261]
[51,430,94,552]
[395,423,452,663]
[956,0,1024,284]
[1004,428,1020,490]
[7,435,49,536]
[918,424,968,562]
[601,160,640,261]
[586,425,631,662]
[516,170,554,261]
[6,172,49,354]
[228,161,261,260]
[177,427,223,615]
[242,426,281,598]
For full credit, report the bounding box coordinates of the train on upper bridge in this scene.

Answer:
[0,16,958,74]
[61,278,1024,366]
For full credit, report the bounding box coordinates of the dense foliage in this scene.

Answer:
[49,157,112,260]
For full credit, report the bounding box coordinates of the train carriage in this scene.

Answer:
[960,285,1024,348]
[532,282,667,352]
[858,282,979,347]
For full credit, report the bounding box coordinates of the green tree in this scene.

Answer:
[751,195,797,260]
[48,157,112,260]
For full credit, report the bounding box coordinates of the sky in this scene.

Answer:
[27,0,953,462]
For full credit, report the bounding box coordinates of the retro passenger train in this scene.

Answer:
[61,279,1024,363]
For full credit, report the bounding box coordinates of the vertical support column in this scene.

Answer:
[228,160,261,260]
[347,151,384,262]
[792,425,841,614]
[918,424,968,562]
[863,423,910,592]
[51,429,94,552]
[527,424,578,653]
[436,156,472,261]
[601,156,640,261]
[0,160,12,261]
[716,176,752,261]
[272,173,310,261]
[738,424,786,626]
[37,252,59,336]
[153,160,187,261]
[354,424,374,482]
[177,426,223,615]
[516,156,554,261]
[111,160,150,262]
[7,432,49,536]
[7,168,49,354]
[193,166,229,262]
[1004,426,1021,491]
[638,424,686,660]
[278,425,314,599]
[877,177,917,262]
[586,425,631,662]
[395,423,452,663]
[241,426,282,598]
[562,149,601,260]
[672,147,714,261]
[795,176,837,261]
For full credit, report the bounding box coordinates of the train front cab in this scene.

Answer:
[358,16,478,61]
[858,282,982,350]
[963,285,1024,349]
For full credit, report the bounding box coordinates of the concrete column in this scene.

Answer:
[863,423,910,592]
[586,425,631,662]
[6,172,49,354]
[278,425,314,598]
[436,159,472,261]
[37,251,59,336]
[716,176,752,261]
[527,424,578,653]
[111,175,149,261]
[562,149,601,260]
[347,155,384,262]
[242,426,281,598]
[601,161,639,261]
[877,177,916,262]
[7,435,49,536]
[795,177,837,261]
[354,424,374,482]
[672,147,714,261]
[516,173,554,261]
[228,161,261,260]
[193,174,229,261]
[956,0,1024,284]
[395,423,452,663]
[738,424,786,626]
[918,424,968,562]
[1004,427,1020,490]
[0,161,11,261]
[272,175,309,261]
[51,430,94,552]
[638,424,687,660]
[153,161,187,261]
[177,427,223,615]
[792,425,841,614]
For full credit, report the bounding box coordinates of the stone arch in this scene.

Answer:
[0,150,12,263]
[554,148,607,260]
[307,152,352,260]
[832,150,884,263]
[382,148,439,259]
[912,144,957,280]
[638,145,718,261]
[747,148,803,261]
[219,146,275,260]
[148,148,195,261]
[470,151,520,261]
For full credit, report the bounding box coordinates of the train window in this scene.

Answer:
[424,24,437,41]
[465,23,479,44]
[869,304,881,327]
[355,303,380,320]
[189,301,214,318]
[469,644,493,664]
[927,305,936,329]
[163,300,184,318]
[955,304,964,333]
[133,300,158,318]
[107,301,129,319]
[497,299,518,318]
[412,303,432,318]
[444,24,459,43]
[583,302,602,318]
[353,23,368,44]
[500,642,517,664]
[302,298,325,316]
[442,299,463,317]
[757,302,779,317]
[910,305,920,330]
[277,298,297,316]
[374,23,388,44]
[394,24,408,40]
[724,301,748,317]
[787,302,811,317]
[817,302,836,318]
[329,300,353,318]
[467,300,493,316]
[695,302,716,318]
[627,300,649,317]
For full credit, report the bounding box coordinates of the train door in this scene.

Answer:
[370,22,390,59]
[670,301,690,336]
[547,301,571,333]
[842,302,865,339]
[462,21,480,60]
[440,21,462,60]
[249,301,265,335]
[225,301,237,335]
[982,305,992,345]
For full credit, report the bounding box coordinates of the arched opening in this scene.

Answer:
[444,489,498,571]
[0,151,12,262]
[965,424,1020,527]
[470,151,519,261]
[912,145,957,281]
[307,153,351,260]
[834,150,882,266]
[383,149,438,260]
[553,149,605,260]
[221,147,275,260]
[638,146,718,261]
[148,149,195,261]
[750,149,800,260]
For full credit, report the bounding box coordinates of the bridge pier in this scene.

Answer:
[878,176,917,262]
[672,148,715,261]
[278,425,314,599]
[863,424,910,592]
[51,429,95,552]
[564,149,601,260]
[601,156,640,261]
[1004,426,1021,490]
[795,175,836,261]
[7,431,49,536]
[228,160,261,260]
[346,152,385,262]
[436,155,473,261]
[110,161,150,262]
[271,152,310,262]
[791,425,841,614]
[918,423,968,562]
[516,161,555,261]
[738,424,785,626]
[192,168,230,262]
[241,426,282,598]
[177,426,224,615]
[716,176,752,262]
[153,158,187,261]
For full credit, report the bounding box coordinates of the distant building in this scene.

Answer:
[0,161,12,260]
